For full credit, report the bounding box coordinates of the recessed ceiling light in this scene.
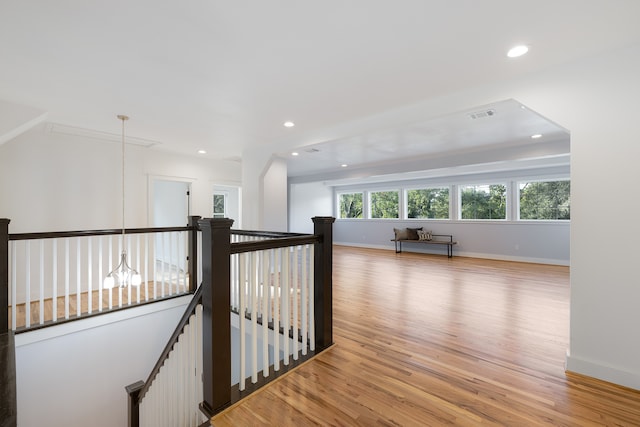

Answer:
[341,164,348,168]
[198,150,207,154]
[291,152,299,156]
[283,121,295,128]
[507,45,529,58]
[531,134,543,139]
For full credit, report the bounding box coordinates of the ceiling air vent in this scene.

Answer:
[468,109,496,120]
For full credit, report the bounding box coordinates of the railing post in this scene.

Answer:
[1,219,9,335]
[312,216,335,352]
[198,217,234,418]
[188,215,201,293]
[125,380,144,427]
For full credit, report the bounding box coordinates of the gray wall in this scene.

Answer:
[334,219,569,265]
[290,167,570,265]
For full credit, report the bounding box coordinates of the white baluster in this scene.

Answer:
[239,252,246,391]
[136,234,141,303]
[127,235,131,305]
[301,244,308,356]
[10,242,16,330]
[118,235,123,308]
[144,233,149,301]
[273,248,280,372]
[76,238,82,317]
[292,246,299,360]
[39,240,44,325]
[25,241,30,328]
[52,239,58,321]
[88,237,93,314]
[161,232,166,298]
[262,250,270,377]
[251,251,258,384]
[309,244,315,351]
[169,232,175,295]
[282,247,290,366]
[108,236,113,310]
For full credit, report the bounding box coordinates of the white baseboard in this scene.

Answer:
[566,352,640,391]
[334,242,569,266]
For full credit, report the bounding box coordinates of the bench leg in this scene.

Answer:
[395,240,402,253]
[448,244,453,258]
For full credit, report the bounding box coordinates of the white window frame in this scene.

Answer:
[213,192,228,218]
[404,186,451,220]
[516,178,570,221]
[336,191,365,219]
[368,189,400,219]
[458,183,508,221]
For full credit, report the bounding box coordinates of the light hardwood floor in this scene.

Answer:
[8,281,184,329]
[212,246,640,426]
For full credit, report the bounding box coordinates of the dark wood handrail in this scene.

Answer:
[231,229,307,238]
[9,225,195,241]
[137,285,204,402]
[231,235,320,254]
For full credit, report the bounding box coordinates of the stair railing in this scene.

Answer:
[126,217,335,426]
[1,216,201,332]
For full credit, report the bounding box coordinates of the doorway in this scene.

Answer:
[152,179,191,275]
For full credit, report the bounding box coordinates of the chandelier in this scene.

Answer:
[104,115,142,288]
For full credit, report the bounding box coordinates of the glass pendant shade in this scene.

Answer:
[104,251,142,289]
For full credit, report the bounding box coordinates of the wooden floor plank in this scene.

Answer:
[213,246,640,426]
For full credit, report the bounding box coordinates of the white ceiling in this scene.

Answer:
[283,99,569,180]
[1,1,640,178]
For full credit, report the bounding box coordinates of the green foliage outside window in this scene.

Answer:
[213,194,226,218]
[370,191,399,218]
[407,188,449,219]
[519,181,570,220]
[339,193,363,218]
[460,184,506,219]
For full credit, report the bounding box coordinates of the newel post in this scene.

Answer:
[198,217,234,417]
[313,216,335,351]
[187,215,201,293]
[1,219,9,335]
[125,380,144,427]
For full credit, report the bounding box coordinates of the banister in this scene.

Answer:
[9,225,194,241]
[230,234,320,254]
[231,229,307,238]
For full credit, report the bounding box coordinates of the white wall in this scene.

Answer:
[261,157,288,232]
[288,181,334,234]
[15,296,190,427]
[0,124,241,233]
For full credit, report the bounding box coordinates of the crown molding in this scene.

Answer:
[46,123,162,148]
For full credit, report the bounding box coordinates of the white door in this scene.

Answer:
[153,180,190,274]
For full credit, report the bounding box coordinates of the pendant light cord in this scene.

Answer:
[118,115,129,245]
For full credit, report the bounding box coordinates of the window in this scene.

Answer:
[338,192,363,219]
[519,180,570,220]
[370,190,399,218]
[460,184,506,219]
[213,193,227,218]
[406,188,449,219]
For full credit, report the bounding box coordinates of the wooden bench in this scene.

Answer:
[391,234,457,258]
